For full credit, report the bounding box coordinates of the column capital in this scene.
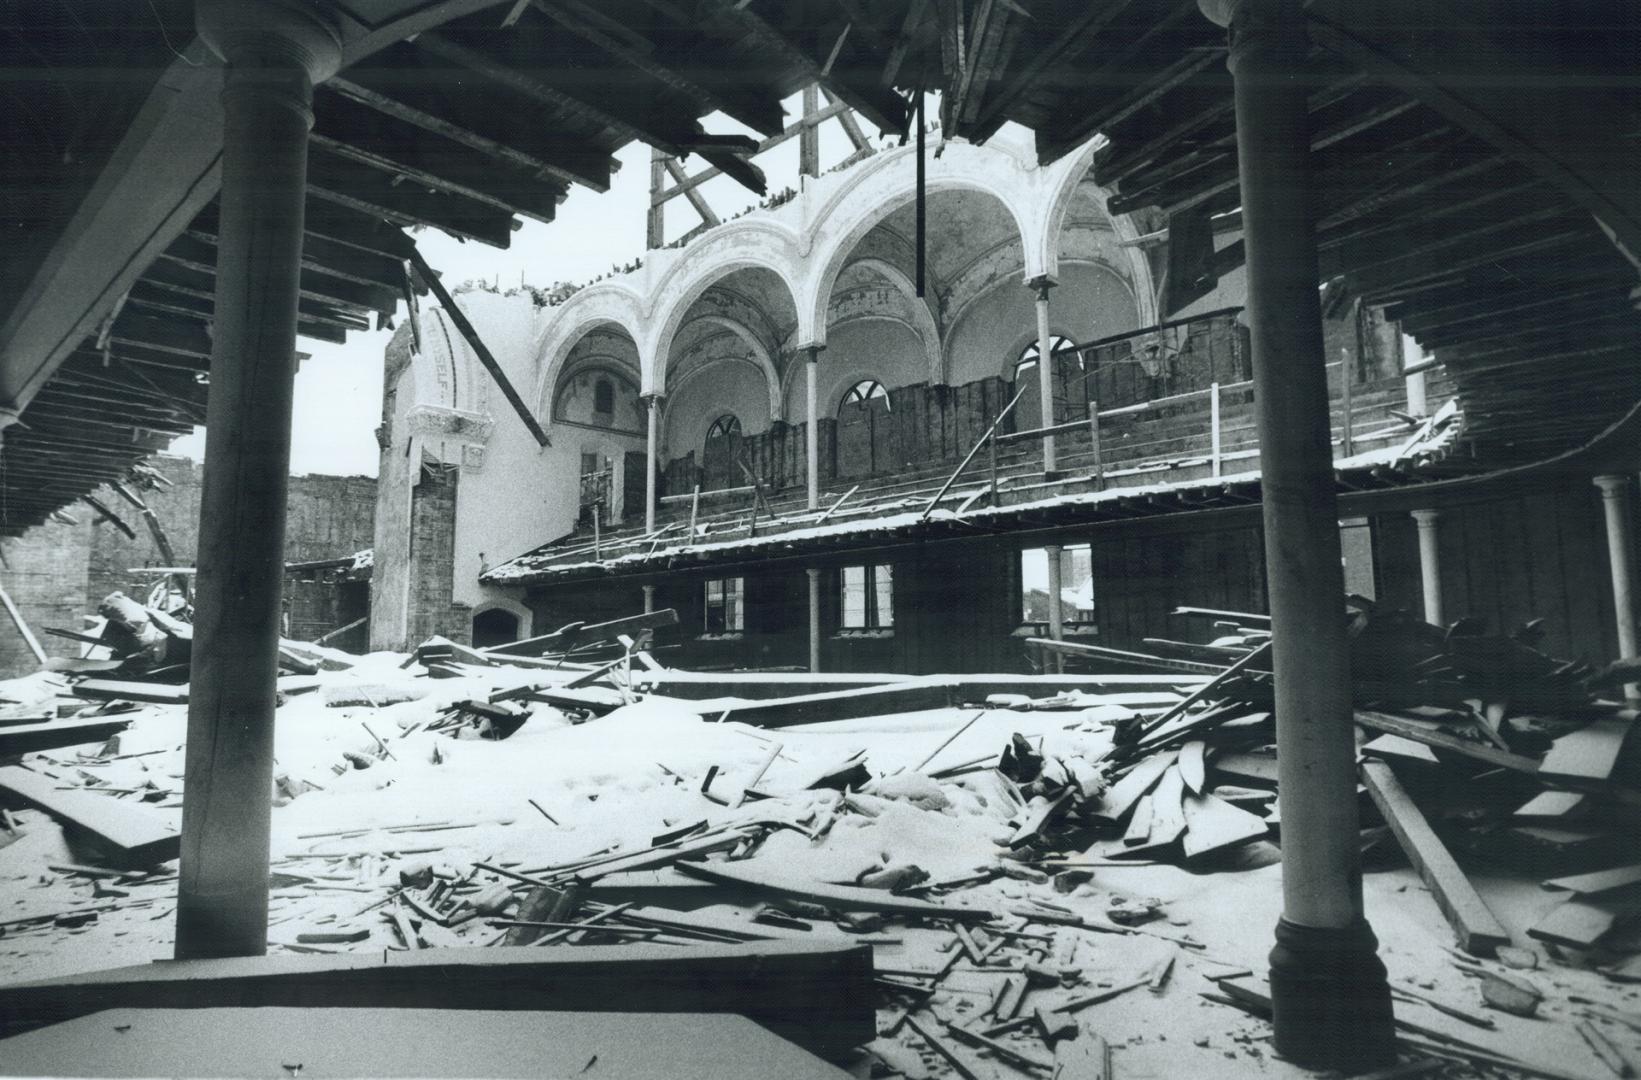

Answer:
[640,391,666,408]
[1410,508,1441,527]
[196,0,343,80]
[806,567,822,580]
[797,343,825,362]
[1198,0,1307,73]
[1595,474,1632,499]
[1026,275,1058,300]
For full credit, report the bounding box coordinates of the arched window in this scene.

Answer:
[592,376,614,414]
[706,414,742,442]
[1013,335,1078,378]
[839,379,889,415]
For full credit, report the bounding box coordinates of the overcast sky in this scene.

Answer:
[166,93,885,478]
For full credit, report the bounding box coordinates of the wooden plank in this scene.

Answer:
[0,717,131,757]
[1091,750,1177,823]
[1541,864,1641,897]
[1539,712,1637,784]
[1355,710,1543,776]
[1053,1027,1113,1080]
[1181,791,1268,859]
[709,678,962,727]
[0,765,179,868]
[0,1007,853,1080]
[1528,899,1617,949]
[1122,794,1155,845]
[1512,790,1587,820]
[0,941,874,1058]
[1360,760,1510,956]
[487,608,680,658]
[1178,739,1207,793]
[71,680,189,705]
[674,859,995,922]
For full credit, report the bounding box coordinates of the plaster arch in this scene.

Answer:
[470,595,533,641]
[798,141,1039,351]
[1036,142,1159,327]
[835,256,944,384]
[673,313,784,422]
[530,284,647,428]
[643,220,806,392]
[659,355,775,458]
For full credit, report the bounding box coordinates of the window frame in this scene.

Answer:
[839,379,890,415]
[1018,543,1097,628]
[838,563,894,631]
[703,576,745,635]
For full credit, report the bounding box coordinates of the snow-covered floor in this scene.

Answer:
[1,651,1636,1079]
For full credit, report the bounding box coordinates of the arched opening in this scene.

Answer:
[839,379,888,413]
[472,607,521,649]
[837,377,893,477]
[1012,334,1078,431]
[660,266,793,495]
[703,413,744,490]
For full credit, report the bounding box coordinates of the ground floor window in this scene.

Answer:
[704,577,745,633]
[472,607,520,648]
[1020,544,1095,624]
[841,564,894,629]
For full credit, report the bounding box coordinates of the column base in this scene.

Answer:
[1269,916,1395,1073]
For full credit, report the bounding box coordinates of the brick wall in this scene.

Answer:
[0,516,94,676]
[406,461,469,645]
[0,453,377,678]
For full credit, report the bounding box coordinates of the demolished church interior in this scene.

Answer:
[2,0,1640,1076]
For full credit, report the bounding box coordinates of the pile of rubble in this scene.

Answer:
[0,600,1637,1078]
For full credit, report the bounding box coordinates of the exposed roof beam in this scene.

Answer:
[529,0,784,138]
[312,90,565,224]
[305,146,520,248]
[1308,0,1641,268]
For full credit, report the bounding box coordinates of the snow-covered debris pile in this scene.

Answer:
[1,618,1638,1079]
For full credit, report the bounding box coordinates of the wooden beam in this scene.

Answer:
[0,764,179,869]
[312,90,565,224]
[530,0,784,137]
[408,245,550,448]
[1307,0,1641,268]
[0,940,874,1059]
[306,147,519,249]
[0,580,47,666]
[698,0,910,136]
[968,0,1143,138]
[1360,760,1510,956]
[331,57,614,192]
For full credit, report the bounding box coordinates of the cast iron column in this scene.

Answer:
[806,347,821,510]
[807,567,822,672]
[644,393,662,533]
[1595,475,1639,694]
[1044,544,1065,674]
[642,584,656,615]
[178,0,341,959]
[1199,0,1394,1069]
[1411,509,1444,627]
[1028,277,1057,474]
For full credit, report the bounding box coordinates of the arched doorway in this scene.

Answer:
[472,607,521,649]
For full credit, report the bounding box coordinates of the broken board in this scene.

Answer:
[0,1007,852,1078]
[1181,791,1269,859]
[1541,864,1641,897]
[0,766,178,868]
[1539,711,1637,784]
[675,859,994,922]
[0,717,130,757]
[1091,750,1177,823]
[708,678,963,727]
[1360,760,1510,956]
[0,940,873,1059]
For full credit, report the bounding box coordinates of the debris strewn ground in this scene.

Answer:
[1,601,1638,1079]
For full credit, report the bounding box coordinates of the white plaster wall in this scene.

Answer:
[663,357,773,460]
[946,261,1142,386]
[789,317,929,420]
